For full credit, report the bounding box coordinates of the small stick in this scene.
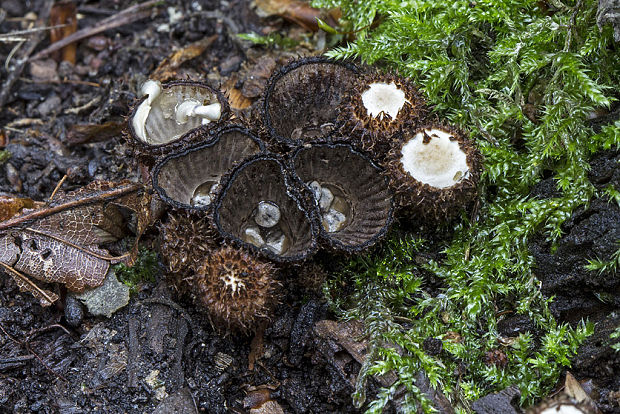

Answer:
[48,174,68,203]
[0,24,69,42]
[0,322,68,381]
[0,182,141,230]
[0,0,54,110]
[30,0,161,61]
[0,262,57,305]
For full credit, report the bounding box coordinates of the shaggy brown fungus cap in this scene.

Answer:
[386,123,482,220]
[339,72,428,159]
[193,246,280,333]
[261,56,359,148]
[152,125,264,211]
[127,80,230,156]
[159,209,218,279]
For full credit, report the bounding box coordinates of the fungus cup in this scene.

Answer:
[193,246,280,333]
[214,154,319,262]
[340,72,428,158]
[386,123,482,220]
[128,80,230,154]
[291,142,394,251]
[152,125,264,211]
[261,57,359,148]
[526,394,598,414]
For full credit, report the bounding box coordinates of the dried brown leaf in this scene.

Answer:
[223,76,252,110]
[0,196,42,221]
[255,0,336,32]
[151,35,218,82]
[0,180,152,305]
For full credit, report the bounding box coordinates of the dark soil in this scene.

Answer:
[1,0,619,413]
[0,1,374,413]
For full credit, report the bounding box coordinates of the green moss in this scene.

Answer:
[238,32,299,49]
[0,150,10,165]
[313,0,619,411]
[114,248,158,293]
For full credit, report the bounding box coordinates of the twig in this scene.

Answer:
[26,323,73,342]
[0,24,69,42]
[30,0,161,61]
[0,262,57,305]
[0,0,54,110]
[48,174,68,203]
[20,77,101,87]
[0,322,68,381]
[0,182,142,230]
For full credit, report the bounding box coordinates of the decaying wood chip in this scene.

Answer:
[30,0,160,61]
[0,180,152,306]
[66,121,124,144]
[223,76,252,110]
[49,1,77,64]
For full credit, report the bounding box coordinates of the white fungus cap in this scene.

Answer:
[132,79,162,141]
[540,405,586,414]
[361,82,409,120]
[175,100,222,124]
[400,128,470,189]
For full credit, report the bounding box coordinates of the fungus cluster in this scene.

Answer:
[127,57,482,333]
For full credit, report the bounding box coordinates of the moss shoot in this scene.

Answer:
[312,0,619,411]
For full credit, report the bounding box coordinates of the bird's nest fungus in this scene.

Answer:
[127,56,483,333]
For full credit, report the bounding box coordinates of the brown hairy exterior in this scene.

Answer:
[385,123,482,221]
[525,394,598,414]
[339,72,429,160]
[159,209,219,283]
[194,246,280,333]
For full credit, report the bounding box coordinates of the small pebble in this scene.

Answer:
[191,182,219,207]
[255,201,281,228]
[64,295,84,327]
[322,209,347,233]
[330,196,350,216]
[307,181,322,201]
[243,226,264,247]
[265,230,289,255]
[319,187,334,212]
[36,94,62,117]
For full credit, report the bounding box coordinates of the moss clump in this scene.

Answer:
[115,248,158,293]
[0,150,10,165]
[312,0,619,411]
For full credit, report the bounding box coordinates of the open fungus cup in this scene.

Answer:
[339,72,429,158]
[214,154,319,263]
[152,125,264,211]
[261,57,359,148]
[128,80,230,155]
[386,123,482,220]
[291,142,394,251]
